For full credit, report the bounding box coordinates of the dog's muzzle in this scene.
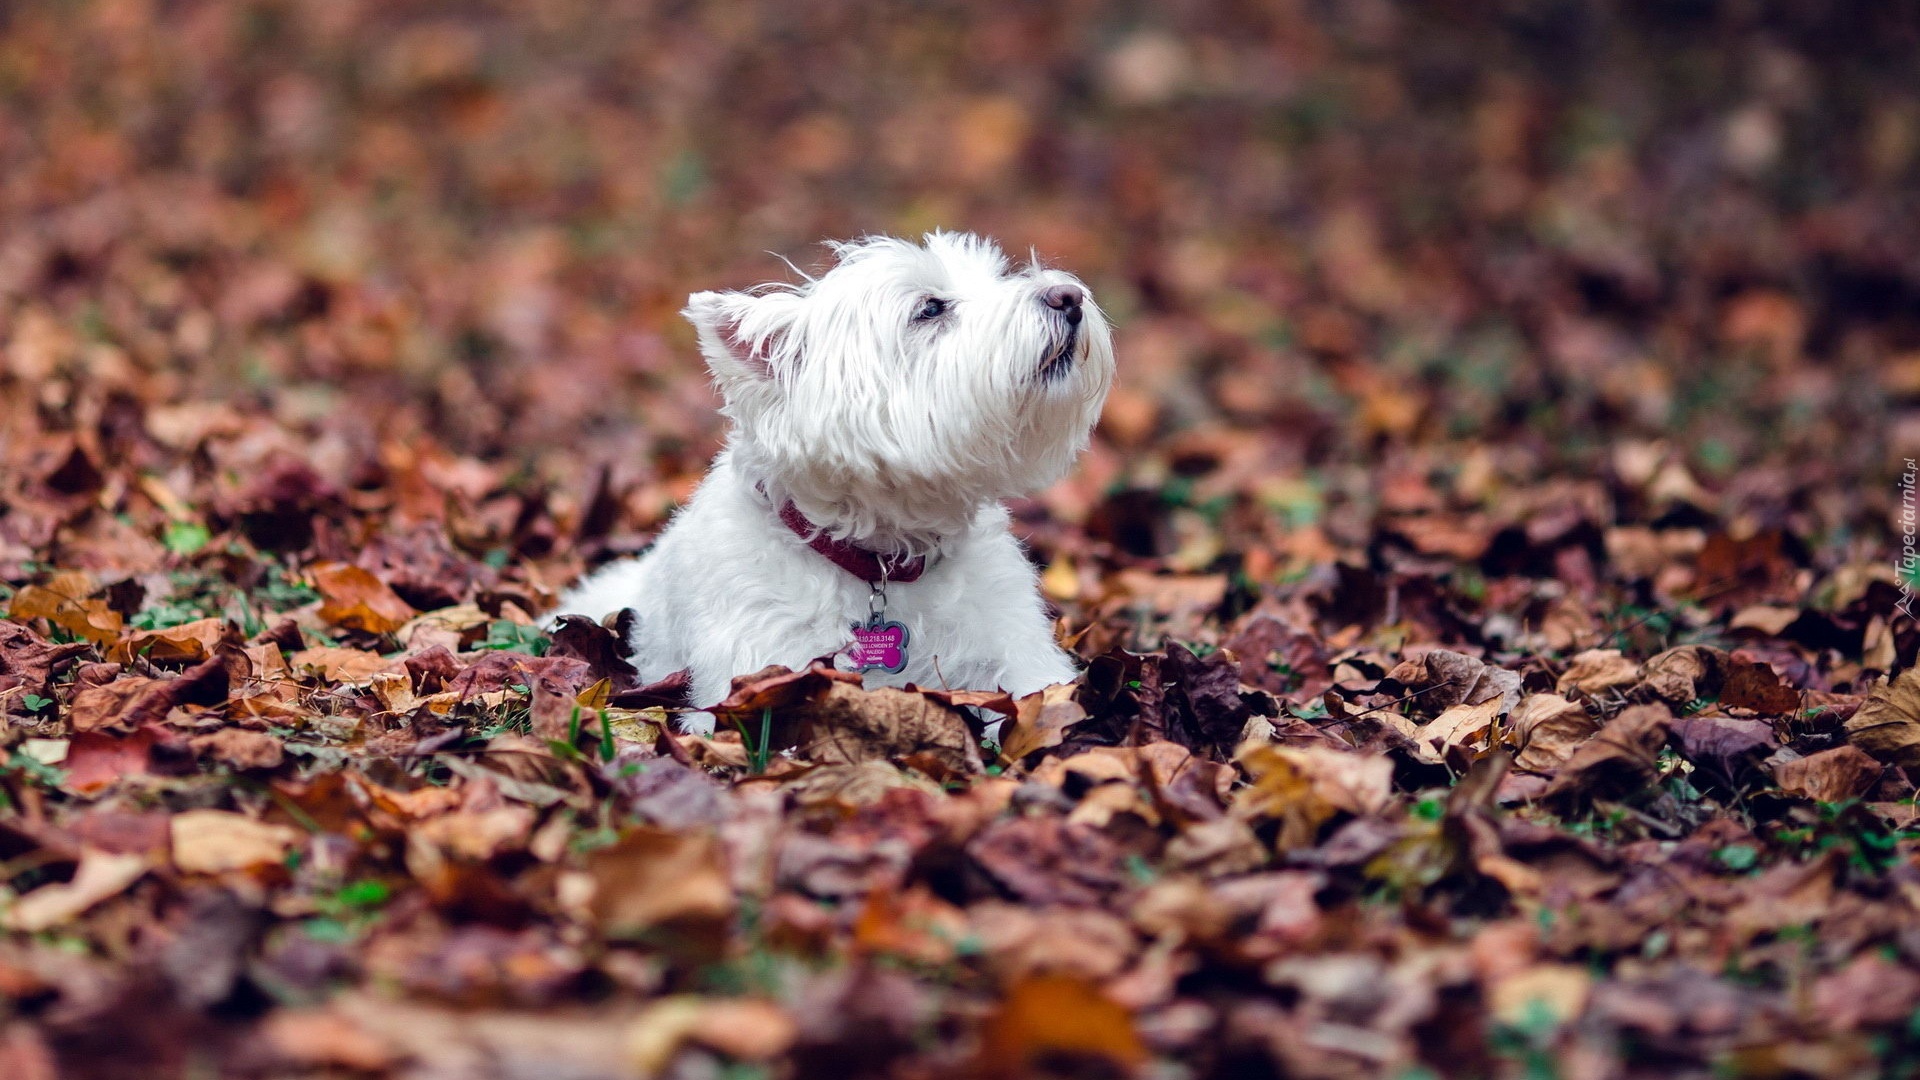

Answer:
[1039,324,1080,382]
[1037,284,1085,381]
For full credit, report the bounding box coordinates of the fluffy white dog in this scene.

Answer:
[551,232,1114,731]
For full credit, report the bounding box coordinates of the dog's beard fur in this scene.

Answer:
[684,232,1115,555]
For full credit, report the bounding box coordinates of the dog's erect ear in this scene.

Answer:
[682,290,797,387]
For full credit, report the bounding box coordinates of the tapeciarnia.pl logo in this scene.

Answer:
[1901,457,1917,620]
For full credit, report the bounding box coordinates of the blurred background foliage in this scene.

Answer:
[0,0,1915,553]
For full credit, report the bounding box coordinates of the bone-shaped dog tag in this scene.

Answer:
[846,615,909,674]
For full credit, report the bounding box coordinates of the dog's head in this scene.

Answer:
[683,232,1114,546]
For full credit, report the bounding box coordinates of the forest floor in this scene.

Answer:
[2,2,1919,1078]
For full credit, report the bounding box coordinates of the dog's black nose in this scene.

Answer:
[1041,284,1083,325]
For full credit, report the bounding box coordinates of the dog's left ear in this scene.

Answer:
[683,290,798,389]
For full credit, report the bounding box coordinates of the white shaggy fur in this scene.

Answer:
[551,233,1114,732]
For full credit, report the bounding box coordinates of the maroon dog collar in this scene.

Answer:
[777,501,927,584]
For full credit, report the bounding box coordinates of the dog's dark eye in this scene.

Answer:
[913,298,947,322]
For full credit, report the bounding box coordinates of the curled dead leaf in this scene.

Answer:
[311,562,417,635]
[1235,743,1391,849]
[1509,693,1600,772]
[1001,682,1088,761]
[1541,704,1671,809]
[1845,667,1920,768]
[7,575,122,646]
[289,645,402,685]
[1635,644,1728,706]
[1383,649,1520,716]
[107,617,232,665]
[3,849,148,932]
[1556,649,1641,697]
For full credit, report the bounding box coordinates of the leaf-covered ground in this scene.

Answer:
[3,2,1920,1078]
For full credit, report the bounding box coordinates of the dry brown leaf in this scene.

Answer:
[3,849,148,932]
[584,828,733,937]
[1000,682,1087,761]
[7,582,123,647]
[191,728,285,770]
[289,646,402,684]
[170,809,302,874]
[1556,649,1642,696]
[1812,954,1920,1033]
[311,562,417,635]
[1385,649,1520,715]
[1729,605,1801,635]
[1636,644,1728,705]
[1720,658,1801,714]
[107,617,230,664]
[1235,743,1390,848]
[1541,704,1672,808]
[67,659,228,732]
[1421,696,1504,757]
[1509,693,1600,772]
[1109,569,1228,614]
[257,1009,398,1073]
[1845,667,1920,768]
[782,761,945,807]
[796,683,984,774]
[1774,745,1885,803]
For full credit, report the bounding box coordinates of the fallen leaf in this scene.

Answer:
[1673,714,1777,782]
[974,974,1146,1077]
[7,579,122,646]
[1636,644,1728,706]
[1384,649,1520,715]
[67,658,228,732]
[170,809,302,874]
[1556,649,1642,696]
[0,622,92,710]
[1421,696,1504,758]
[795,683,984,774]
[584,828,733,938]
[4,849,148,932]
[107,617,231,665]
[626,996,796,1077]
[311,563,417,634]
[1541,704,1672,809]
[1000,682,1086,761]
[1774,745,1884,803]
[1846,667,1920,768]
[256,1009,398,1073]
[60,728,159,795]
[1720,658,1801,714]
[1811,953,1920,1032]
[289,646,401,684]
[1509,693,1600,772]
[1235,743,1391,848]
[191,728,285,770]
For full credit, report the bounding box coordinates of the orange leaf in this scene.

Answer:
[8,580,122,646]
[311,563,416,635]
[975,974,1145,1077]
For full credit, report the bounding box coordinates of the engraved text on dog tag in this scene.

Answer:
[847,615,909,674]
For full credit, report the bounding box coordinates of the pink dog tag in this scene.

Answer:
[846,617,909,674]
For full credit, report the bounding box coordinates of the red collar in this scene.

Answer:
[777,501,927,584]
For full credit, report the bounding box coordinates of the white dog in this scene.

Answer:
[551,232,1114,732]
